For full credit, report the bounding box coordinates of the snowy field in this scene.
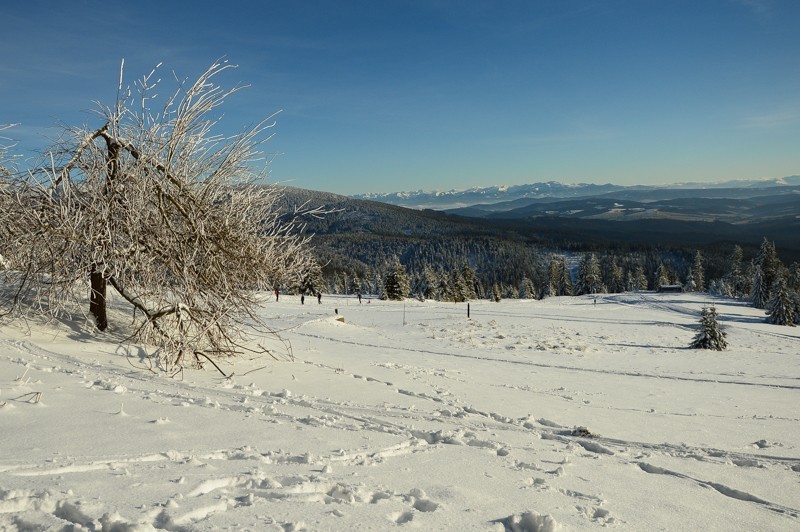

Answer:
[1,292,799,531]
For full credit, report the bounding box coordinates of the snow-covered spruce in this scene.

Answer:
[691,305,727,350]
[765,272,796,326]
[382,256,410,300]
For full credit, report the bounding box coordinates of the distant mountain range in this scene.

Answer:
[281,180,800,265]
[352,176,800,212]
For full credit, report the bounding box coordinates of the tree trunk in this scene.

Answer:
[88,134,118,332]
[90,264,108,331]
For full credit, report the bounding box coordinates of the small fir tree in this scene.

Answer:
[420,264,439,300]
[684,267,697,292]
[436,271,450,302]
[460,262,480,300]
[751,265,769,309]
[765,272,796,326]
[447,269,468,302]
[610,262,625,293]
[691,306,727,350]
[755,237,779,294]
[519,277,537,299]
[547,258,560,297]
[726,245,746,297]
[634,265,648,291]
[491,283,502,302]
[788,262,800,293]
[692,250,705,292]
[383,257,410,301]
[575,253,605,295]
[655,262,671,289]
[557,257,573,296]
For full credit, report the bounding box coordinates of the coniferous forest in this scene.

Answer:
[278,187,800,324]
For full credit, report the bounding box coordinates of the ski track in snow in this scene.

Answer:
[1,292,799,530]
[292,329,800,390]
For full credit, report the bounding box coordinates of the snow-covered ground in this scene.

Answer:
[1,292,799,531]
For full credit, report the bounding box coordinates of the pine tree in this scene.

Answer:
[575,254,605,295]
[420,264,439,300]
[726,245,746,297]
[766,272,795,326]
[707,279,726,296]
[692,250,705,292]
[755,237,780,302]
[383,256,410,301]
[634,265,648,291]
[547,258,560,297]
[351,273,363,296]
[460,262,480,300]
[436,270,450,302]
[600,256,624,293]
[788,262,800,293]
[691,306,727,350]
[519,276,537,299]
[684,267,697,292]
[655,262,670,289]
[491,283,502,302]
[793,292,800,326]
[751,265,769,309]
[557,256,573,296]
[371,270,383,296]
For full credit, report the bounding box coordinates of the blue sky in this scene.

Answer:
[1,0,799,195]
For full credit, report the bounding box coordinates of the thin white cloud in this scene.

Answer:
[740,106,800,129]
[732,0,775,18]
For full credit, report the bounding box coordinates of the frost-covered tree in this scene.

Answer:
[547,258,560,297]
[294,264,323,296]
[0,124,17,266]
[460,262,480,300]
[751,265,769,309]
[519,276,537,299]
[2,61,321,370]
[684,267,697,292]
[444,269,467,302]
[765,272,795,326]
[557,256,573,296]
[654,262,671,289]
[436,270,451,302]
[707,279,726,296]
[575,253,605,296]
[725,245,747,297]
[371,270,384,296]
[383,256,410,300]
[418,264,440,300]
[692,250,705,292]
[491,283,501,302]
[503,282,518,299]
[546,256,573,297]
[632,265,648,291]
[788,262,800,293]
[690,306,727,350]
[600,256,624,294]
[351,273,364,296]
[755,237,780,301]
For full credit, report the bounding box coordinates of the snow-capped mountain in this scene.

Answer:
[352,182,628,209]
[352,176,800,210]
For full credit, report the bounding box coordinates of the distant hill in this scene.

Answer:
[353,176,800,211]
[278,185,800,265]
[446,188,800,224]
